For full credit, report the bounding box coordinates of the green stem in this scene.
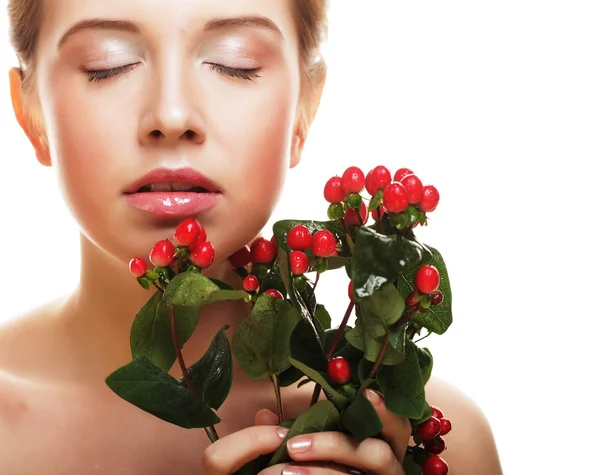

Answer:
[326,301,355,359]
[270,374,284,423]
[413,331,432,344]
[169,306,219,442]
[368,329,391,379]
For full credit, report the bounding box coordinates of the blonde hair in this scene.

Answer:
[8,0,328,138]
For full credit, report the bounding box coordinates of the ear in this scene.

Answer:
[290,67,327,169]
[9,67,51,167]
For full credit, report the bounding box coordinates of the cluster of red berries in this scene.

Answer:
[414,406,452,475]
[323,166,440,229]
[129,218,215,286]
[227,225,341,301]
[404,265,444,317]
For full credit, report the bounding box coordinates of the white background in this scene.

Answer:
[1,1,599,473]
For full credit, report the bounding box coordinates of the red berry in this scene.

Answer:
[324,176,346,204]
[243,275,260,292]
[228,246,252,268]
[393,167,414,182]
[341,166,365,195]
[348,281,354,301]
[417,416,442,441]
[419,185,440,212]
[149,240,176,267]
[371,165,392,191]
[430,406,444,419]
[311,230,337,258]
[251,237,277,264]
[424,437,446,456]
[365,170,377,196]
[439,417,452,436]
[190,241,215,268]
[327,357,351,385]
[415,265,441,294]
[264,288,284,300]
[431,290,444,306]
[344,202,368,226]
[174,218,205,246]
[288,225,312,250]
[129,257,147,277]
[406,290,421,307]
[422,455,449,475]
[400,174,424,205]
[290,250,309,276]
[382,183,409,213]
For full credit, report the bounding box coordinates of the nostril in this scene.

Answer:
[150,130,162,138]
[184,130,196,139]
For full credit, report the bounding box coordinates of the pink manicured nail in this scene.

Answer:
[287,436,312,453]
[276,427,290,439]
[282,467,310,475]
[366,389,384,405]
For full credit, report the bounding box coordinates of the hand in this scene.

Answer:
[258,389,411,475]
[201,410,291,475]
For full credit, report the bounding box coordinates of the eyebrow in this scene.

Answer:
[57,15,283,48]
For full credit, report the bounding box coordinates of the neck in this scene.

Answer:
[57,233,254,387]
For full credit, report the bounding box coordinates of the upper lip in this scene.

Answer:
[124,167,221,194]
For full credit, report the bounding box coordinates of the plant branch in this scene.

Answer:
[326,301,355,359]
[368,329,391,379]
[414,331,432,344]
[270,374,284,423]
[169,306,219,442]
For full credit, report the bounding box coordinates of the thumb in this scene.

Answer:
[254,408,279,426]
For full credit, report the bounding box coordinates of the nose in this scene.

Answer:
[138,62,206,146]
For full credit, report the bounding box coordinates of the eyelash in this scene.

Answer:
[85,63,262,82]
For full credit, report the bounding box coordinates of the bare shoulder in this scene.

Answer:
[425,376,503,474]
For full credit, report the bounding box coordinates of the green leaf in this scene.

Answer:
[345,320,405,366]
[268,400,340,466]
[211,278,234,290]
[316,305,332,331]
[130,291,201,372]
[397,245,453,335]
[232,295,301,379]
[376,341,426,420]
[105,357,219,429]
[359,283,406,337]
[289,357,349,409]
[351,227,431,300]
[290,320,327,372]
[341,379,383,443]
[389,323,407,351]
[278,366,304,387]
[289,278,325,351]
[164,271,250,307]
[184,326,232,410]
[402,451,425,475]
[416,346,433,385]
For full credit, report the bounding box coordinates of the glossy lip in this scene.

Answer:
[124,191,222,218]
[124,167,222,194]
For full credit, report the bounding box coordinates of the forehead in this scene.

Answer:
[40,0,297,47]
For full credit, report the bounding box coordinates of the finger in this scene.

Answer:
[202,425,288,475]
[254,408,279,426]
[365,389,412,462]
[260,462,365,475]
[284,431,400,475]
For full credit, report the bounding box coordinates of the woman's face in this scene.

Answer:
[30,0,303,266]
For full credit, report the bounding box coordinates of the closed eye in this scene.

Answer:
[206,63,262,81]
[85,64,139,82]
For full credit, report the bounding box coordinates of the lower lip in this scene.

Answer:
[124,192,221,218]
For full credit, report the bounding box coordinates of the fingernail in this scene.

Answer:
[287,436,312,453]
[276,427,290,439]
[282,467,310,475]
[366,389,384,406]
